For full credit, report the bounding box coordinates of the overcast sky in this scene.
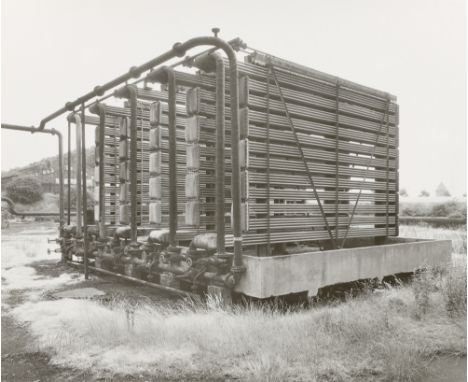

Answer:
[1,0,466,196]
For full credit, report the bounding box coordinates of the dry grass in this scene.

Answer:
[11,270,466,381]
[4,224,467,381]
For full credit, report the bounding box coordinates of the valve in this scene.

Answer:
[211,27,220,37]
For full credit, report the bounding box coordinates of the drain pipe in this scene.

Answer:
[67,113,82,236]
[89,102,107,240]
[1,124,64,229]
[192,53,226,257]
[114,85,138,243]
[145,67,178,251]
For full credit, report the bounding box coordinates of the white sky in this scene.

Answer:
[1,0,466,196]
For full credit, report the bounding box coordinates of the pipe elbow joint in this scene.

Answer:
[66,112,80,124]
[146,66,174,84]
[114,84,137,100]
[89,102,106,116]
[193,52,223,73]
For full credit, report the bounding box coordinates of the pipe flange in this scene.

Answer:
[231,265,246,275]
[128,66,140,78]
[172,42,186,57]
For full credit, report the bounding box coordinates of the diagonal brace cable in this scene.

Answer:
[270,66,337,248]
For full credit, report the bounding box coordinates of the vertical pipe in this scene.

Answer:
[226,53,243,277]
[73,114,83,236]
[213,55,225,256]
[90,103,107,239]
[81,105,89,279]
[166,69,178,250]
[55,129,64,230]
[67,122,71,225]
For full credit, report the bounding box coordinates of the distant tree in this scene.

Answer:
[435,182,451,197]
[419,190,430,197]
[5,176,43,204]
[399,188,408,197]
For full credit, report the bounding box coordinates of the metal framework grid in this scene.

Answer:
[79,48,399,253]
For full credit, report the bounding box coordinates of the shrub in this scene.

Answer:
[5,176,43,204]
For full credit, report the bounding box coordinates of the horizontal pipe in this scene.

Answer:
[67,261,198,298]
[37,37,243,130]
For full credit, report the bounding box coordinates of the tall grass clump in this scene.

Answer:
[11,277,467,381]
[442,265,467,318]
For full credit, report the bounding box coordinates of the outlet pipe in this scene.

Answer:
[67,114,83,236]
[192,53,226,257]
[114,85,138,243]
[89,102,107,239]
[1,123,64,229]
[145,67,178,251]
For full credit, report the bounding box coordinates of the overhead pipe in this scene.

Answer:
[192,53,226,257]
[145,67,178,251]
[67,114,83,236]
[114,85,138,243]
[89,102,107,239]
[1,123,64,229]
[36,35,244,132]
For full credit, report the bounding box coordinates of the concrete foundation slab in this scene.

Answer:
[234,238,452,298]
